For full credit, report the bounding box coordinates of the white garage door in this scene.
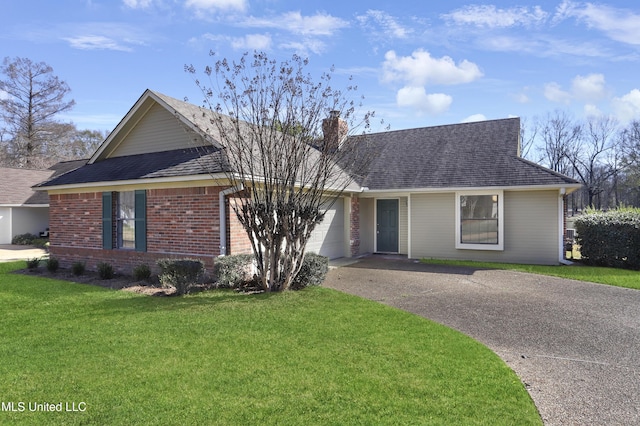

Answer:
[306,198,345,259]
[0,207,11,244]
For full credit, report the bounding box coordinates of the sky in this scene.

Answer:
[2,0,640,134]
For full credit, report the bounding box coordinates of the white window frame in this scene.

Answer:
[455,189,504,251]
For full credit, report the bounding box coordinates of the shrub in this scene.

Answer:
[213,254,254,288]
[290,253,329,290]
[133,264,151,281]
[157,258,205,295]
[71,261,86,276]
[12,233,39,245]
[97,262,115,280]
[574,207,640,270]
[32,238,49,248]
[45,257,59,273]
[26,257,40,270]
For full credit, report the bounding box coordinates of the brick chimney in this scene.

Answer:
[322,110,348,151]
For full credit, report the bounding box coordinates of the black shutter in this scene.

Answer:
[134,190,147,252]
[102,192,113,249]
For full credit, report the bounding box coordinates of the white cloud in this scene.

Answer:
[396,87,452,114]
[382,49,483,86]
[571,73,607,102]
[583,104,602,118]
[0,90,8,100]
[230,33,272,50]
[242,12,349,36]
[612,89,640,123]
[356,10,410,39]
[544,74,608,105]
[512,92,530,104]
[279,38,327,56]
[462,114,487,123]
[186,0,247,13]
[443,5,548,28]
[63,35,133,51]
[122,0,153,9]
[544,82,572,104]
[554,1,640,46]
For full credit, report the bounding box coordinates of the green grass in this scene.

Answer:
[0,261,541,425]
[422,258,640,290]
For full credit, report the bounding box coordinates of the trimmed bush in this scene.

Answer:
[157,258,205,295]
[12,233,39,245]
[26,257,40,270]
[72,261,86,276]
[290,253,329,290]
[97,262,115,280]
[574,208,640,270]
[46,257,59,273]
[213,254,254,288]
[133,264,151,281]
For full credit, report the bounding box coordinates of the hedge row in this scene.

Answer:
[574,208,640,270]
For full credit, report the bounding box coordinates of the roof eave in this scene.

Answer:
[360,183,583,195]
[33,173,230,192]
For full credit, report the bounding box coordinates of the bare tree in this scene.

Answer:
[565,115,620,208]
[537,110,582,175]
[519,116,538,161]
[0,57,75,167]
[187,52,374,292]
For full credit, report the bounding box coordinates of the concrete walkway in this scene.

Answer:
[0,244,48,262]
[324,255,640,425]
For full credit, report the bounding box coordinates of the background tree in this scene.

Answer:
[619,121,640,206]
[565,115,620,209]
[537,110,582,175]
[188,51,374,292]
[0,57,75,167]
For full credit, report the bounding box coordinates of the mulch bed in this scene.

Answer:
[14,267,215,296]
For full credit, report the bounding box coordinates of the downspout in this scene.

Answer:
[558,187,572,265]
[219,184,244,257]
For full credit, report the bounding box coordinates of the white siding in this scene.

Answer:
[109,103,205,158]
[399,197,408,255]
[410,190,560,264]
[0,207,11,244]
[306,198,345,259]
[13,207,49,238]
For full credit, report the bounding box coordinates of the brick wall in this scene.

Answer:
[48,186,254,275]
[227,195,254,255]
[49,193,103,249]
[350,196,360,257]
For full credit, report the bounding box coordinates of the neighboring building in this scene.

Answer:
[0,168,53,244]
[34,89,581,273]
[0,161,87,244]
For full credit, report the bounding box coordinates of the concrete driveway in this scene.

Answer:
[324,255,640,425]
[0,244,48,262]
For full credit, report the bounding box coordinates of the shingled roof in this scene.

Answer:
[0,168,54,205]
[351,117,580,190]
[35,91,579,192]
[35,146,227,188]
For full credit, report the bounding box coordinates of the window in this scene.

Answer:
[117,191,136,249]
[455,190,503,250]
[102,190,146,251]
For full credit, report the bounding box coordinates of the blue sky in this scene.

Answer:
[3,0,640,133]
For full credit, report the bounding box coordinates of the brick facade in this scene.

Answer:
[226,195,254,255]
[48,186,253,275]
[349,196,360,257]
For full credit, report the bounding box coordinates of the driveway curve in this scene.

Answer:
[323,255,640,425]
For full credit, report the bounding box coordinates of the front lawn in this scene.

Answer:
[421,258,640,290]
[0,261,540,425]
